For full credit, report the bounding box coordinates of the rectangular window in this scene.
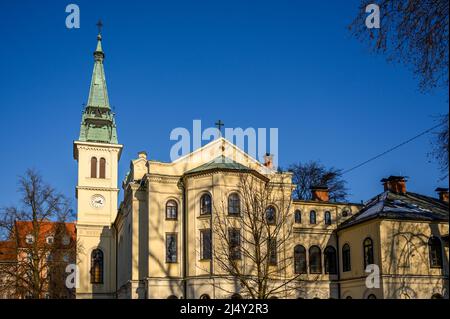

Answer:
[166,233,177,263]
[228,228,241,260]
[268,238,277,266]
[200,229,212,260]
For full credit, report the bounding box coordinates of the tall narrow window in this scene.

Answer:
[266,206,276,225]
[200,229,212,260]
[309,246,322,274]
[363,237,374,269]
[200,194,212,215]
[99,158,106,179]
[324,246,337,274]
[90,157,97,178]
[428,237,443,268]
[324,211,331,225]
[268,238,277,266]
[342,244,351,272]
[90,249,103,284]
[166,233,177,263]
[229,228,241,260]
[228,193,240,215]
[310,210,317,224]
[294,245,307,274]
[166,200,178,220]
[294,210,301,224]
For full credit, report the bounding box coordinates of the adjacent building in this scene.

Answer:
[0,221,76,299]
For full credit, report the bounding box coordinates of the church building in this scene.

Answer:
[73,32,449,299]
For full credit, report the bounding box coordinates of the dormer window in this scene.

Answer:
[46,236,54,245]
[62,235,71,246]
[25,234,34,244]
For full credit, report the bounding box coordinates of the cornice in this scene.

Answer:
[146,174,181,184]
[76,186,120,192]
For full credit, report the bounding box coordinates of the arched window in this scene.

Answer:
[166,200,178,220]
[200,194,212,215]
[324,211,331,225]
[200,294,211,299]
[367,294,377,299]
[309,210,316,224]
[167,295,178,299]
[266,206,276,225]
[345,296,352,299]
[294,210,301,224]
[324,246,337,274]
[431,293,443,299]
[363,237,374,269]
[90,249,104,284]
[90,157,97,178]
[294,245,307,274]
[228,193,240,215]
[230,293,242,299]
[99,158,106,179]
[309,246,322,274]
[428,237,443,268]
[342,244,351,272]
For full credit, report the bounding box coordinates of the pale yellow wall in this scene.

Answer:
[111,140,448,299]
[120,148,360,299]
[337,219,382,299]
[74,141,122,298]
[379,220,449,299]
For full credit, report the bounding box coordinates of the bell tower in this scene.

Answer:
[73,26,122,298]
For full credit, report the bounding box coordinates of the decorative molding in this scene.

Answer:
[147,174,181,184]
[76,186,120,192]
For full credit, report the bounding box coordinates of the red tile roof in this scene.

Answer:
[0,240,16,262]
[13,221,76,248]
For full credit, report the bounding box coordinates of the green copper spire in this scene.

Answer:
[79,28,118,144]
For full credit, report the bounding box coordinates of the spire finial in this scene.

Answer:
[94,20,104,59]
[96,19,103,36]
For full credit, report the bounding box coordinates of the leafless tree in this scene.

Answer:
[209,173,303,299]
[0,169,76,299]
[350,0,448,91]
[431,114,449,179]
[350,1,449,177]
[288,161,348,202]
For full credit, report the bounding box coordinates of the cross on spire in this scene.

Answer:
[96,19,103,35]
[215,120,224,137]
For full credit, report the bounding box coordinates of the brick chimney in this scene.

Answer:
[263,153,273,169]
[435,187,449,203]
[311,186,329,202]
[381,176,407,194]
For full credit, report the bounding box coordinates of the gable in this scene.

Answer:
[148,137,275,176]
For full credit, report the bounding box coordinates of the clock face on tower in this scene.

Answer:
[91,194,105,208]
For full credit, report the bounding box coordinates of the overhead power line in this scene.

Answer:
[342,122,446,175]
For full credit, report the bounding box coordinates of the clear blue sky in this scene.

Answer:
[0,0,447,209]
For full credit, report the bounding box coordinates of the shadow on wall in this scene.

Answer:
[91,226,113,299]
